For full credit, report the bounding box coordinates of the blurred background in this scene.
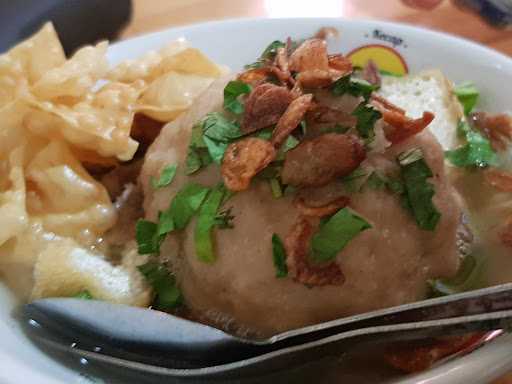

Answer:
[0,0,511,56]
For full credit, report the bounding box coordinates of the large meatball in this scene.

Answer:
[140,76,461,337]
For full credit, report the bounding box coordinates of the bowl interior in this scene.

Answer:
[1,17,511,384]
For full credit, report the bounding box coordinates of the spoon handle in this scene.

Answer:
[273,283,512,345]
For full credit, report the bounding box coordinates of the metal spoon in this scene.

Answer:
[22,283,512,380]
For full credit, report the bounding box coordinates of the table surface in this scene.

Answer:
[122,0,511,382]
[122,0,512,56]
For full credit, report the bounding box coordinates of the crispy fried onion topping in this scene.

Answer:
[306,104,357,132]
[282,133,366,187]
[271,94,314,146]
[289,39,352,88]
[371,94,434,144]
[237,67,269,86]
[294,196,350,217]
[470,112,512,151]
[242,83,294,134]
[361,59,381,86]
[221,137,276,191]
[384,333,488,373]
[285,216,345,286]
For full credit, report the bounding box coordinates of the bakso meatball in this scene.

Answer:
[141,75,461,337]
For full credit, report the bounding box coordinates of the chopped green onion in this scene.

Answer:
[454,82,479,115]
[366,171,386,190]
[311,208,372,263]
[331,75,378,100]
[194,184,226,263]
[136,219,163,255]
[352,103,381,141]
[151,164,177,189]
[341,167,367,193]
[161,183,210,232]
[269,178,283,198]
[398,148,441,231]
[245,40,286,69]
[138,261,182,310]
[272,234,288,278]
[445,120,496,168]
[73,290,93,300]
[223,80,252,115]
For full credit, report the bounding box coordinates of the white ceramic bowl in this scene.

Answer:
[1,17,511,384]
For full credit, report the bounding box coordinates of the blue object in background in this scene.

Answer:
[0,0,132,55]
[456,0,512,27]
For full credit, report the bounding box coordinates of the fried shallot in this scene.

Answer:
[271,93,314,146]
[294,196,350,217]
[285,216,345,286]
[361,59,381,87]
[470,112,512,151]
[221,137,276,191]
[371,94,434,144]
[281,133,366,187]
[241,83,293,134]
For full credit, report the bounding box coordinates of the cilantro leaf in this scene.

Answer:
[398,148,441,231]
[428,253,487,297]
[272,234,288,278]
[331,75,378,100]
[136,219,164,255]
[151,164,177,189]
[194,184,226,262]
[201,113,242,164]
[223,80,252,114]
[73,290,93,300]
[311,208,372,263]
[454,82,479,115]
[162,183,210,232]
[352,103,381,140]
[445,121,496,168]
[245,40,286,69]
[203,113,242,141]
[138,261,182,310]
[186,124,213,175]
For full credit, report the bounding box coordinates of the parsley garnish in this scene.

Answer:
[331,75,378,100]
[352,103,382,141]
[223,80,252,115]
[454,82,479,115]
[398,148,441,231]
[194,184,226,262]
[138,261,182,310]
[73,290,93,300]
[445,120,496,168]
[159,183,210,233]
[311,208,372,263]
[136,219,164,255]
[186,124,213,175]
[151,164,177,189]
[245,40,286,69]
[202,112,243,164]
[272,234,288,278]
